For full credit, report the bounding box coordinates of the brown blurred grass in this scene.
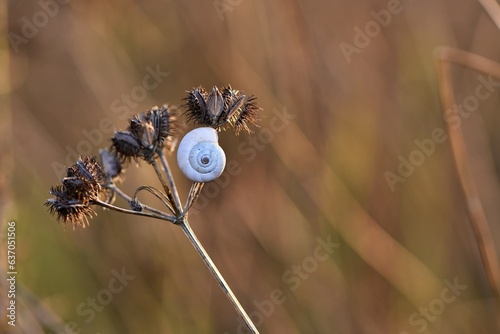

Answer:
[2,0,500,333]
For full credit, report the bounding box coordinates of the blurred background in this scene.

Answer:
[2,0,500,333]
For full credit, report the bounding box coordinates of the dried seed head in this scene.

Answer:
[99,148,124,183]
[45,156,108,229]
[148,104,177,152]
[129,105,177,150]
[183,85,262,135]
[98,148,123,206]
[234,95,260,135]
[111,105,177,164]
[184,87,210,126]
[76,157,108,185]
[64,156,107,200]
[46,195,96,229]
[110,131,142,164]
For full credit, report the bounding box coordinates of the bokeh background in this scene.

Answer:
[2,0,500,333]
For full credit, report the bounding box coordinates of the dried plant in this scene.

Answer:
[45,86,263,334]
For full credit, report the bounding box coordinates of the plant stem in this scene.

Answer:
[157,150,183,213]
[132,185,175,214]
[435,47,500,299]
[179,218,260,334]
[107,184,173,217]
[183,182,204,214]
[115,151,258,330]
[96,199,175,223]
[151,159,180,215]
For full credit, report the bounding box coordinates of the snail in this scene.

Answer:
[177,127,226,183]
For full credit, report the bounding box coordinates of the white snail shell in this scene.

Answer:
[177,127,226,182]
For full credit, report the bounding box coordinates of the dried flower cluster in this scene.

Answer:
[46,86,261,228]
[183,86,260,135]
[111,105,177,164]
[45,157,108,229]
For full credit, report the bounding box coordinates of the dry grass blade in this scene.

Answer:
[479,0,500,31]
[435,46,500,313]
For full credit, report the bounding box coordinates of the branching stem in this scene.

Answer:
[95,199,176,223]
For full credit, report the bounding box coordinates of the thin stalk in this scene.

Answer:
[435,49,500,300]
[157,150,183,213]
[132,185,175,214]
[179,218,260,334]
[107,184,173,217]
[151,159,180,215]
[183,182,204,214]
[95,199,175,223]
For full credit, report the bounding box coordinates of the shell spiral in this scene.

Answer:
[177,127,226,183]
